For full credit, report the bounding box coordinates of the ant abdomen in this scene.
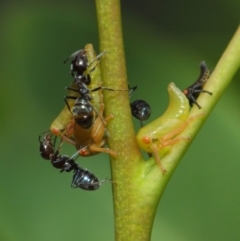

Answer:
[131,100,151,122]
[71,168,101,190]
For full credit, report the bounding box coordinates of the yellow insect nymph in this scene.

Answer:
[136,82,199,174]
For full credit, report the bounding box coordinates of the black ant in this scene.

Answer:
[128,88,152,157]
[39,133,75,172]
[130,99,152,158]
[63,83,107,132]
[62,48,133,155]
[65,93,95,129]
[64,82,137,130]
[130,100,151,127]
[39,133,55,160]
[71,168,104,190]
[128,86,151,126]
[183,61,212,109]
[64,49,106,87]
[64,48,135,130]
[69,151,111,190]
[38,133,108,190]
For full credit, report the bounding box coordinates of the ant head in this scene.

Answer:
[71,50,88,72]
[39,133,54,160]
[64,49,88,73]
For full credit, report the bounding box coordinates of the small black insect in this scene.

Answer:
[39,133,76,172]
[72,168,102,190]
[38,133,107,191]
[64,49,106,87]
[39,133,55,160]
[64,83,137,130]
[130,100,151,127]
[183,61,212,109]
[128,86,151,126]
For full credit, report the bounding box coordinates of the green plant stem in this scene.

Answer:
[96,2,240,240]
[95,1,156,240]
[182,25,240,145]
[160,25,240,175]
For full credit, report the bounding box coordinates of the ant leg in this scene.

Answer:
[64,96,77,113]
[187,94,202,109]
[128,85,138,97]
[66,84,136,96]
[97,81,104,117]
[63,50,83,64]
[97,178,115,185]
[188,89,212,108]
[66,84,107,126]
[90,86,135,93]
[193,89,212,95]
[65,86,79,93]
[94,82,115,138]
[87,51,107,72]
[69,150,81,160]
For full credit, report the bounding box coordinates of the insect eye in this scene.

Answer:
[51,128,61,136]
[79,148,89,156]
[142,136,151,144]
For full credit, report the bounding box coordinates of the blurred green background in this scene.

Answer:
[0,1,240,240]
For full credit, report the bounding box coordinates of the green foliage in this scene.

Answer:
[0,1,240,241]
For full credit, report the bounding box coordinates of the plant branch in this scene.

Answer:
[96,1,240,239]
[154,26,240,178]
[95,1,157,240]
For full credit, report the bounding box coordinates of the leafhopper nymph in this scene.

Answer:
[136,82,203,174]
